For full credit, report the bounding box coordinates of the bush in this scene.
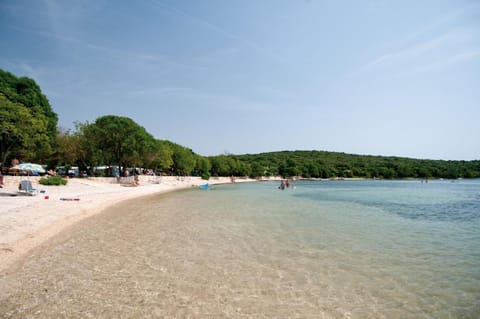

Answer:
[201,172,210,180]
[39,175,68,186]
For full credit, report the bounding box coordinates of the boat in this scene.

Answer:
[199,183,210,190]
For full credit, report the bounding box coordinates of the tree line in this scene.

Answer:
[1,68,479,179]
[227,151,480,179]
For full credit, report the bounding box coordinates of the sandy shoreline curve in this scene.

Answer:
[0,175,262,272]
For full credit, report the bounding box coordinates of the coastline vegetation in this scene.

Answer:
[227,151,480,179]
[1,68,479,180]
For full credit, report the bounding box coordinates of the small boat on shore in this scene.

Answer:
[199,183,210,190]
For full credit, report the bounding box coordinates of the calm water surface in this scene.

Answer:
[1,179,479,318]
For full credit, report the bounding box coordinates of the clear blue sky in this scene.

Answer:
[1,0,479,160]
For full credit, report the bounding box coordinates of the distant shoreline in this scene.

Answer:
[293,177,473,181]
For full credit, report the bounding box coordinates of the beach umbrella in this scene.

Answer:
[10,163,46,174]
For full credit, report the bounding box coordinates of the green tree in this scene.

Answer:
[210,155,230,176]
[249,162,264,178]
[147,139,173,173]
[0,69,58,161]
[195,156,212,176]
[49,128,80,169]
[306,161,320,178]
[0,94,49,164]
[74,122,103,176]
[234,160,251,176]
[81,115,156,176]
[171,145,196,175]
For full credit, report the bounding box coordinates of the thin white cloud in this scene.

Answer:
[400,49,480,76]
[354,3,480,76]
[43,0,106,25]
[129,85,277,113]
[149,0,282,63]
[359,30,467,73]
[10,25,81,44]
[129,87,196,96]
[10,25,206,76]
[372,3,480,55]
[18,62,42,78]
[0,59,48,83]
[87,42,207,73]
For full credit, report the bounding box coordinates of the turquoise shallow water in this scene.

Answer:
[1,179,479,318]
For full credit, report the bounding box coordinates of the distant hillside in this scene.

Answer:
[218,150,480,179]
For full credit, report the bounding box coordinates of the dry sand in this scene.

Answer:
[0,175,255,272]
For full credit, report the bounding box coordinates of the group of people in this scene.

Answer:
[278,179,295,190]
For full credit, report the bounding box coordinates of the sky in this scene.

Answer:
[1,0,479,160]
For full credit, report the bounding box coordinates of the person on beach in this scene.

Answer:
[0,161,3,187]
[11,157,19,167]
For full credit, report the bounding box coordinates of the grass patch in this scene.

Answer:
[39,175,68,186]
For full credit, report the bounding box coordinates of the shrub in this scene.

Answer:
[201,172,210,180]
[39,175,68,186]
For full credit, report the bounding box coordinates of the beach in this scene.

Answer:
[0,175,256,273]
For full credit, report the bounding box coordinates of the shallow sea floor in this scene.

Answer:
[1,181,479,318]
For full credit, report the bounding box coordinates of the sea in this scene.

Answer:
[1,179,479,318]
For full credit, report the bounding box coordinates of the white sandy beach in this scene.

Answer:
[0,175,258,273]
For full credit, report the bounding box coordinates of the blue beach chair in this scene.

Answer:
[18,180,38,196]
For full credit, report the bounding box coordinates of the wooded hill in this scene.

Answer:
[220,151,480,179]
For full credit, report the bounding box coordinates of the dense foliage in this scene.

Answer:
[2,68,479,180]
[80,115,157,176]
[0,69,58,164]
[52,118,203,178]
[222,151,480,179]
